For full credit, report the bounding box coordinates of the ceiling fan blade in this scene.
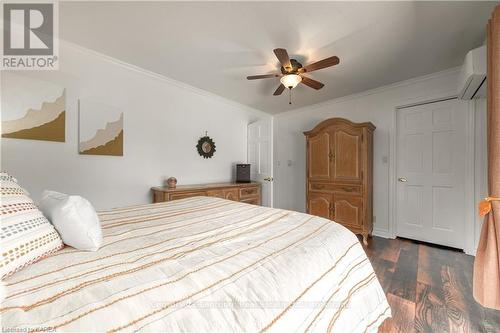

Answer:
[247,74,280,80]
[303,56,340,72]
[273,48,292,70]
[301,76,325,90]
[273,84,286,96]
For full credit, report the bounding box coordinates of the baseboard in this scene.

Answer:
[372,228,394,239]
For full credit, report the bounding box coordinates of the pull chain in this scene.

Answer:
[288,88,292,105]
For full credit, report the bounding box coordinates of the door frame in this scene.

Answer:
[268,117,274,207]
[388,95,476,254]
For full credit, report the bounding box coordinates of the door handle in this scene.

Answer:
[330,203,335,216]
[398,177,407,182]
[328,151,335,162]
[264,177,273,182]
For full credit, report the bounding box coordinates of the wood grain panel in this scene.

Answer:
[333,194,363,228]
[206,190,224,199]
[309,182,362,195]
[151,182,261,205]
[333,129,362,182]
[153,191,165,204]
[308,192,331,219]
[223,188,239,201]
[240,197,260,205]
[239,186,259,198]
[308,132,330,180]
[169,191,206,201]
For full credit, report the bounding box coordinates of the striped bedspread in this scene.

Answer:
[1,197,390,332]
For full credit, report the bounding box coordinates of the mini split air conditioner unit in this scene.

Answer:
[458,45,486,100]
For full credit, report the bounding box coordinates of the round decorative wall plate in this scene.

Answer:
[196,136,216,158]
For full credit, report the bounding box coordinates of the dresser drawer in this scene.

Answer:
[223,189,239,201]
[239,186,260,198]
[168,191,206,201]
[240,197,261,205]
[207,190,224,199]
[309,182,361,195]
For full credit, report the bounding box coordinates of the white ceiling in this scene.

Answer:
[60,1,498,114]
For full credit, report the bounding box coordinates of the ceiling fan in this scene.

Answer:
[247,48,340,104]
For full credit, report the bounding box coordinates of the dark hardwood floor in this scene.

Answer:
[361,236,500,333]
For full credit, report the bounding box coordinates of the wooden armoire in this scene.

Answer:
[304,118,375,244]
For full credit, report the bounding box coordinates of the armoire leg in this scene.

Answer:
[362,233,369,246]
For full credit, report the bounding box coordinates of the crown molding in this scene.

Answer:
[275,66,461,118]
[61,40,459,119]
[61,40,270,118]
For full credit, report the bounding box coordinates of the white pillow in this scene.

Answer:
[39,190,102,251]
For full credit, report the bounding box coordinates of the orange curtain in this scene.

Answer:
[474,5,500,310]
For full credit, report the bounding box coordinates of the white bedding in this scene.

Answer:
[1,197,390,332]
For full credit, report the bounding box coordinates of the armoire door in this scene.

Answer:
[307,132,331,180]
[332,194,363,228]
[331,127,363,183]
[308,192,332,219]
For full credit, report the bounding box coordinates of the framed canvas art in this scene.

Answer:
[78,99,123,156]
[1,73,65,142]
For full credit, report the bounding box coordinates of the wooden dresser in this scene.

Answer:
[304,118,375,245]
[151,182,261,205]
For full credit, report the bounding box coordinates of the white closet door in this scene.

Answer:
[396,99,467,249]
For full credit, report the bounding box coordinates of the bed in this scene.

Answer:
[1,196,390,332]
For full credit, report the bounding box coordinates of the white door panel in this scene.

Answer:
[396,99,466,249]
[248,119,273,207]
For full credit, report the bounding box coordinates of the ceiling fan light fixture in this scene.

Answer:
[246,48,337,102]
[280,74,302,89]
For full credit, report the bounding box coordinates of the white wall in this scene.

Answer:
[1,42,270,209]
[273,68,486,254]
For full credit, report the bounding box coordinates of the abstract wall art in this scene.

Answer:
[1,73,65,142]
[78,99,123,156]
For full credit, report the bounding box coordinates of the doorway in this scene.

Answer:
[247,119,273,207]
